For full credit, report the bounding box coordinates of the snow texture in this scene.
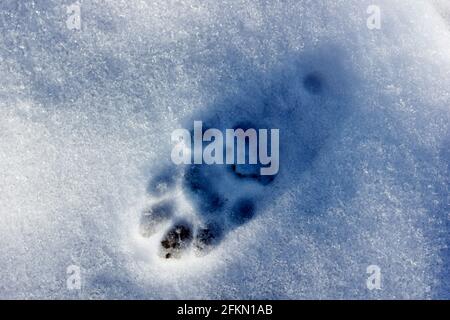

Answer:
[0,0,449,299]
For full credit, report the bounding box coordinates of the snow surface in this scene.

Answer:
[0,0,449,299]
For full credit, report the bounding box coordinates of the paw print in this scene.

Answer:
[136,58,352,259]
[138,121,276,259]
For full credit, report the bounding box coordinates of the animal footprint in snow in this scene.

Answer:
[138,58,353,259]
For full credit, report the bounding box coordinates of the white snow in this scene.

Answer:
[0,0,448,299]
